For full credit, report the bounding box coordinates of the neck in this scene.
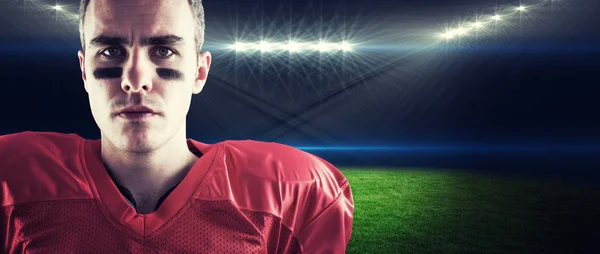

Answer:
[100,126,198,195]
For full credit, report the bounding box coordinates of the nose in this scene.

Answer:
[121,48,153,93]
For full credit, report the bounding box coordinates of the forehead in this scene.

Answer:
[84,0,194,42]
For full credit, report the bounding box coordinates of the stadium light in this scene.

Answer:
[228,41,354,53]
[438,0,563,42]
[441,29,457,39]
[441,32,453,39]
[340,41,353,52]
[259,41,274,52]
[440,26,472,40]
[313,42,331,52]
[283,41,302,52]
[455,27,469,35]
[11,0,564,51]
[472,21,484,29]
[229,42,247,51]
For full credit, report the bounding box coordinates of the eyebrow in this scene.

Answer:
[90,35,128,47]
[89,35,184,47]
[141,35,184,46]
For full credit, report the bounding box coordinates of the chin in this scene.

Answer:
[102,120,173,153]
[129,134,161,152]
[115,128,160,153]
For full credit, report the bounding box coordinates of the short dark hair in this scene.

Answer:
[78,0,205,54]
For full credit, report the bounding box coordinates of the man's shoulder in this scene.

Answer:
[214,139,351,234]
[0,131,84,153]
[0,131,84,161]
[220,139,347,186]
[0,131,90,206]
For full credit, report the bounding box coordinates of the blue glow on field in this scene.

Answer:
[294,145,600,153]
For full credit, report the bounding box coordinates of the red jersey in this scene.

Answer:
[0,132,354,253]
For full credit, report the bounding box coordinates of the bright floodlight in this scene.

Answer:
[229,41,353,53]
[472,21,484,29]
[230,42,248,51]
[340,41,353,52]
[439,0,561,44]
[441,30,457,39]
[455,27,468,35]
[443,27,469,39]
[53,5,62,11]
[259,41,274,52]
[283,41,302,52]
[314,42,335,52]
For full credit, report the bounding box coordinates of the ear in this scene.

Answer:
[77,50,89,93]
[192,51,212,94]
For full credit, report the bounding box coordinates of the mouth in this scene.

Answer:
[114,106,159,120]
[117,112,157,120]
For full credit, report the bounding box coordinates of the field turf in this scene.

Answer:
[341,168,600,253]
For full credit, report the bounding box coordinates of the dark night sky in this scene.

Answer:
[0,0,599,173]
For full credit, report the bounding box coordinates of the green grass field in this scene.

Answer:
[341,168,600,253]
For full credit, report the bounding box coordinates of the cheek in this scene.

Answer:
[182,57,199,81]
[87,80,119,112]
[163,65,197,107]
[163,87,193,118]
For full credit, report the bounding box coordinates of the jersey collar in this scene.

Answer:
[81,138,223,237]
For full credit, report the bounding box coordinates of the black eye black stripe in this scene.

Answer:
[156,68,184,81]
[93,67,123,79]
[92,67,184,81]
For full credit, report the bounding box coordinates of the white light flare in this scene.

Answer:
[313,42,334,52]
[440,27,471,40]
[228,41,354,53]
[340,41,353,52]
[441,30,457,40]
[229,42,249,51]
[472,21,485,29]
[53,5,62,11]
[283,41,303,52]
[455,27,469,35]
[259,41,274,52]
[436,0,562,43]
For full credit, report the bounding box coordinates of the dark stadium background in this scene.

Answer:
[2,0,600,252]
[1,0,598,179]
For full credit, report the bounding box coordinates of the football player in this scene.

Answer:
[0,0,354,253]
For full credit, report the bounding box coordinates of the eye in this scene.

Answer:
[99,47,125,59]
[153,47,175,58]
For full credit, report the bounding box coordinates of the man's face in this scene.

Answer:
[78,0,211,152]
